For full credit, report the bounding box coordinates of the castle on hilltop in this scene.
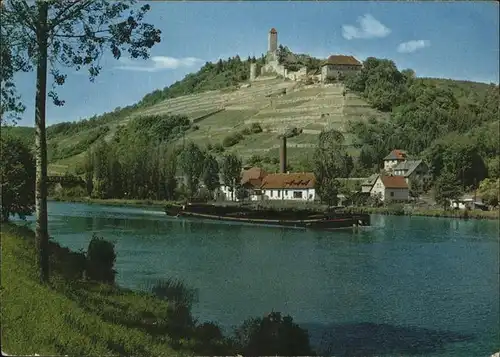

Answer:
[249,27,363,83]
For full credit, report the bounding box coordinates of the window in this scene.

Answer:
[293,191,303,199]
[278,190,281,198]
[254,190,262,195]
[390,192,394,197]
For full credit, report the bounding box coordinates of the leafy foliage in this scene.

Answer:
[179,142,206,199]
[346,57,499,196]
[313,130,353,206]
[433,171,463,210]
[86,234,116,284]
[221,153,242,201]
[477,178,499,207]
[233,312,313,355]
[0,135,36,221]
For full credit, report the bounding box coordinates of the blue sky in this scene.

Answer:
[13,1,499,127]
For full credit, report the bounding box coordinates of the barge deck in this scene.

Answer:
[165,203,370,230]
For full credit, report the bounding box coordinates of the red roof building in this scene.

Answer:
[322,55,362,67]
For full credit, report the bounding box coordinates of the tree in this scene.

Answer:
[162,145,178,201]
[179,142,205,199]
[408,177,424,199]
[83,149,93,197]
[0,136,36,222]
[0,10,28,123]
[2,0,161,283]
[202,153,220,198]
[221,153,242,201]
[434,171,462,210]
[477,178,499,207]
[313,130,351,206]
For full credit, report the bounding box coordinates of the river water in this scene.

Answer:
[17,201,499,356]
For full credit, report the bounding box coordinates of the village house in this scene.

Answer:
[450,194,487,210]
[383,149,407,172]
[219,166,268,201]
[370,175,409,202]
[393,159,429,183]
[361,174,379,193]
[260,172,316,201]
[321,55,362,82]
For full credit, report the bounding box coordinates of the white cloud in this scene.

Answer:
[115,56,203,72]
[397,40,430,53]
[342,14,391,40]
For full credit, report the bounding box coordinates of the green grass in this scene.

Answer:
[1,224,189,356]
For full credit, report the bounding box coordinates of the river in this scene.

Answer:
[16,201,499,356]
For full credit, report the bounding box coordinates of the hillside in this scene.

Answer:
[3,55,498,177]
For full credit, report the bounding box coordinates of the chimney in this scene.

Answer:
[280,135,287,173]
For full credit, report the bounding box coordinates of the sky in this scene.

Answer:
[11,1,500,127]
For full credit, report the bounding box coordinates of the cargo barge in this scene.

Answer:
[165,203,370,230]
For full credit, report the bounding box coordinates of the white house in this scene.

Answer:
[450,194,486,210]
[320,55,362,82]
[383,150,407,172]
[370,175,409,202]
[219,167,268,202]
[260,172,316,201]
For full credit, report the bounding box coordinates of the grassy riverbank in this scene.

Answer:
[0,223,231,356]
[50,196,178,209]
[343,206,500,220]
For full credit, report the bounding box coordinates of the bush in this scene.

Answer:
[86,234,116,284]
[250,123,263,134]
[213,143,225,153]
[284,126,302,139]
[233,312,313,355]
[151,278,199,309]
[241,127,251,136]
[222,133,243,148]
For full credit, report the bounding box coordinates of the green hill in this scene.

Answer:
[3,55,498,178]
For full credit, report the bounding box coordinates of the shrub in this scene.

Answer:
[250,123,263,134]
[222,133,243,148]
[233,312,313,356]
[151,278,199,309]
[213,143,225,153]
[241,127,251,136]
[86,234,116,284]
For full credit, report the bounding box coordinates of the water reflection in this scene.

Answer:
[15,202,499,357]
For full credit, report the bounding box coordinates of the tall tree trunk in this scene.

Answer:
[35,1,49,284]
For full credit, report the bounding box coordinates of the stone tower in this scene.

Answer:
[268,28,278,53]
[250,63,257,81]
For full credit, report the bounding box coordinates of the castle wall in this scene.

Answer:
[321,64,362,82]
[250,63,257,81]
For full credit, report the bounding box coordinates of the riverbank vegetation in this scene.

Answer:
[1,223,315,355]
[344,58,499,204]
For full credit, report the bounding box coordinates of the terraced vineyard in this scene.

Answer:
[41,76,386,173]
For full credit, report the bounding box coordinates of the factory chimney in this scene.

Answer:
[280,135,287,173]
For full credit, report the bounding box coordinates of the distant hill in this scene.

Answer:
[3,55,498,177]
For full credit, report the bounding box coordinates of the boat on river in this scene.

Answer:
[165,203,370,230]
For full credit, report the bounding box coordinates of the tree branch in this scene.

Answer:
[52,29,110,38]
[48,0,93,31]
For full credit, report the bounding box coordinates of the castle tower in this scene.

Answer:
[250,63,257,81]
[268,28,278,53]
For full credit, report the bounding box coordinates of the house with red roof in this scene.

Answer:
[321,55,362,82]
[383,149,408,172]
[370,175,410,202]
[260,172,316,201]
[219,166,268,201]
